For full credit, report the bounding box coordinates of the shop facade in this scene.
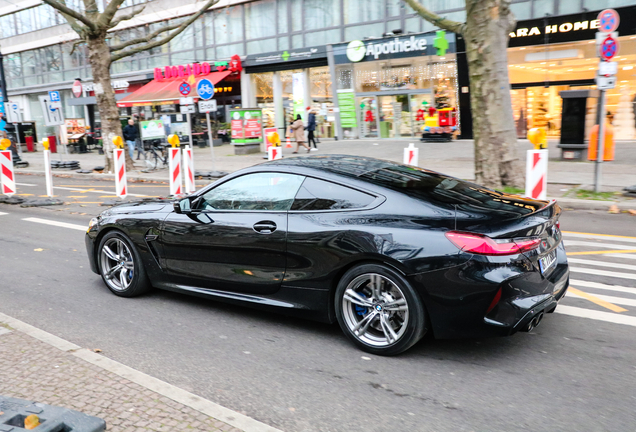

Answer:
[457,5,636,141]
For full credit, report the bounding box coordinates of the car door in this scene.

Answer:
[160,172,305,295]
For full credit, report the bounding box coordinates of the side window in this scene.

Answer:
[200,173,304,211]
[291,177,375,211]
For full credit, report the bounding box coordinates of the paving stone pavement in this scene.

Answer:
[0,325,241,432]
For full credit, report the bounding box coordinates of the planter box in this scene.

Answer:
[233,143,260,155]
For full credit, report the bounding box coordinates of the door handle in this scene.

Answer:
[253,221,277,234]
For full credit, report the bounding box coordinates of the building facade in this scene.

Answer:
[0,0,634,142]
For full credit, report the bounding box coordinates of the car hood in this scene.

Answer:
[100,198,173,216]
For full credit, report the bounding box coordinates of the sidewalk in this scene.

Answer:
[13,138,636,209]
[0,313,281,432]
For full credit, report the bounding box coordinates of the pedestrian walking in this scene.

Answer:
[123,119,138,159]
[290,114,310,153]
[307,110,318,151]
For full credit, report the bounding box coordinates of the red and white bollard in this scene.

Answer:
[183,146,195,194]
[525,149,548,200]
[113,147,127,199]
[403,143,419,166]
[0,141,15,196]
[42,138,53,197]
[268,146,282,161]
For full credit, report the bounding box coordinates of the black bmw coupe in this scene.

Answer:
[86,155,569,355]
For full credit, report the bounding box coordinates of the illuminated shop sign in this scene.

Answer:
[153,55,242,80]
[510,20,600,38]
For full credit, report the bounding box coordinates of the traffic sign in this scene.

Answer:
[595,75,616,90]
[600,36,619,61]
[4,102,21,123]
[198,100,217,113]
[48,91,60,102]
[180,105,195,114]
[38,95,64,126]
[178,82,191,96]
[599,61,618,76]
[179,97,194,105]
[598,9,619,33]
[196,78,215,100]
[72,80,83,98]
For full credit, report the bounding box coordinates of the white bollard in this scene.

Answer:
[403,142,419,166]
[113,147,127,199]
[169,147,183,196]
[43,149,53,197]
[268,146,282,161]
[525,149,548,200]
[0,149,15,196]
[183,145,195,194]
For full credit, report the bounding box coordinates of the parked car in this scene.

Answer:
[86,155,569,355]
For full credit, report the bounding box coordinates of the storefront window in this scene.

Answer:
[214,5,244,44]
[253,72,275,127]
[310,66,334,138]
[336,65,353,90]
[245,0,277,39]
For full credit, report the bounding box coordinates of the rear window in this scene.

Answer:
[291,177,375,211]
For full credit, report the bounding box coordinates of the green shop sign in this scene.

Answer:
[230,109,263,144]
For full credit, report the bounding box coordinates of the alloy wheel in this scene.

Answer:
[100,237,135,292]
[341,273,409,347]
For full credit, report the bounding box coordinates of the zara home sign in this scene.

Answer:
[510,19,600,38]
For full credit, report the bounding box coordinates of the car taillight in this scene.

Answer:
[445,231,541,256]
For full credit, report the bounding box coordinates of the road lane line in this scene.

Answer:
[53,186,148,197]
[606,253,636,260]
[555,305,636,327]
[567,288,628,312]
[563,231,636,242]
[15,182,36,187]
[567,258,636,271]
[571,280,636,295]
[565,240,636,250]
[569,267,636,281]
[567,249,636,256]
[22,217,87,231]
[0,212,8,216]
[569,291,636,308]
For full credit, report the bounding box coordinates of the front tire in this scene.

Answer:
[98,231,151,297]
[335,264,427,355]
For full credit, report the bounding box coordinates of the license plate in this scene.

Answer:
[539,250,557,274]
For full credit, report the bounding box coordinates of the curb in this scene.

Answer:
[553,197,635,211]
[0,312,284,432]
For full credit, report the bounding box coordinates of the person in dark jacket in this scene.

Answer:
[307,110,318,150]
[122,119,139,159]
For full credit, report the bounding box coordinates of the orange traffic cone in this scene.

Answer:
[285,136,292,148]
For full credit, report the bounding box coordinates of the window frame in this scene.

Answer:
[288,175,384,214]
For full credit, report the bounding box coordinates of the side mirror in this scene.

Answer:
[173,198,192,214]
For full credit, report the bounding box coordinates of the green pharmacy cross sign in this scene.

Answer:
[282,51,290,61]
[433,30,449,56]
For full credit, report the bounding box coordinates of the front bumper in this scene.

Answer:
[85,232,99,274]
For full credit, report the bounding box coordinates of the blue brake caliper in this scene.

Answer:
[355,292,368,316]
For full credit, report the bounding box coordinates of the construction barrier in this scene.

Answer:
[0,138,15,196]
[268,146,282,160]
[42,138,53,197]
[168,134,182,196]
[525,150,548,200]
[112,136,127,199]
[403,142,419,166]
[183,145,195,194]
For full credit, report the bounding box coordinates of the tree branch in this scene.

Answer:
[109,22,181,53]
[69,40,85,56]
[41,0,97,32]
[401,0,465,34]
[109,5,146,29]
[98,0,126,29]
[110,0,219,62]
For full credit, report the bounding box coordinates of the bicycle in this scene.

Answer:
[141,140,168,170]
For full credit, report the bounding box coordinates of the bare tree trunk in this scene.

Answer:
[464,0,523,189]
[86,36,134,172]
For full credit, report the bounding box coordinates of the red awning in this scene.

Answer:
[117,71,232,107]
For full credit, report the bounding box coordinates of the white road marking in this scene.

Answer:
[567,258,636,272]
[15,182,36,187]
[564,232,636,244]
[0,212,8,216]
[606,254,636,260]
[567,290,636,307]
[571,279,636,295]
[54,186,148,197]
[565,240,636,250]
[569,267,636,281]
[555,305,636,327]
[22,217,87,231]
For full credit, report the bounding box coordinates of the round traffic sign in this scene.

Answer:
[600,36,619,61]
[196,78,215,100]
[598,9,619,33]
[72,79,83,98]
[178,82,191,96]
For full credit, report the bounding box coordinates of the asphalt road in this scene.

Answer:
[1,175,635,432]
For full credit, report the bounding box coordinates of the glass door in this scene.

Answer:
[357,96,378,138]
[410,93,433,137]
[378,95,412,138]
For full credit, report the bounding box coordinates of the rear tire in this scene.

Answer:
[97,231,151,297]
[335,264,427,355]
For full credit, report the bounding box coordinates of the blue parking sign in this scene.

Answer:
[196,79,215,100]
[48,91,60,102]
